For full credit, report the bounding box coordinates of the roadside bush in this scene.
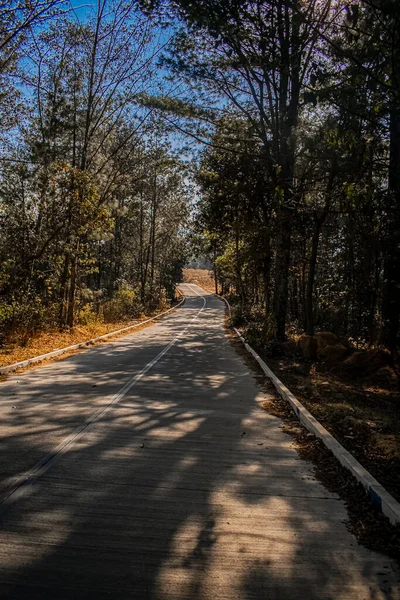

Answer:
[101,289,143,323]
[245,312,277,353]
[230,304,245,327]
[156,288,169,312]
[77,303,101,326]
[0,298,58,345]
[142,285,170,313]
[245,304,265,323]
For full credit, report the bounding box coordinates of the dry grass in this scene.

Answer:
[182,268,215,293]
[233,323,400,501]
[0,309,173,369]
[263,350,400,503]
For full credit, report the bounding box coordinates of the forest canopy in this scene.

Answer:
[0,0,190,342]
[141,0,400,353]
[1,0,399,356]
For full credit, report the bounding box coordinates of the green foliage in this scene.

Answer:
[0,13,190,337]
[1,0,400,353]
[101,289,143,323]
[229,304,245,328]
[77,304,101,326]
[244,313,277,353]
[180,0,400,349]
[0,297,58,345]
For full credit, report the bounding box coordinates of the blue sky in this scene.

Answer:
[68,0,94,21]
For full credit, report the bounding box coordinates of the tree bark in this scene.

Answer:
[305,219,321,336]
[305,203,331,335]
[381,100,400,354]
[139,196,146,304]
[58,253,69,328]
[213,243,219,295]
[235,224,246,307]
[263,233,271,314]
[273,206,294,339]
[150,171,157,287]
[292,272,299,321]
[66,252,77,328]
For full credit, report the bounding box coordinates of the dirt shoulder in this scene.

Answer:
[255,344,400,504]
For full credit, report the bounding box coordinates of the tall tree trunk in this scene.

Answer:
[381,100,400,354]
[300,239,307,331]
[368,248,381,346]
[150,172,157,287]
[271,3,302,339]
[273,206,293,339]
[305,202,331,335]
[235,224,246,307]
[292,272,299,321]
[139,196,146,304]
[213,243,218,295]
[66,252,77,328]
[305,220,321,336]
[114,214,122,286]
[58,253,70,328]
[263,234,271,315]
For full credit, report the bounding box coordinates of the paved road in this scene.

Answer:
[0,284,398,599]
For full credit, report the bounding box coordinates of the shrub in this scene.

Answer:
[245,312,277,352]
[101,288,143,323]
[229,304,245,327]
[0,297,58,345]
[77,303,101,326]
[245,304,266,323]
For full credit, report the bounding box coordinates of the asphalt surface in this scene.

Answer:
[0,283,398,599]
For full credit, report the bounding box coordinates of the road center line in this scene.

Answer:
[0,290,206,516]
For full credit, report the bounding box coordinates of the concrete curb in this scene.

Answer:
[214,291,400,526]
[0,298,185,375]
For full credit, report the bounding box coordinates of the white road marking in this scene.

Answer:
[0,289,206,515]
[185,283,208,298]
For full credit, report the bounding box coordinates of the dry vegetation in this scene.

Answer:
[182,268,216,293]
[258,341,400,503]
[233,313,400,502]
[0,305,181,369]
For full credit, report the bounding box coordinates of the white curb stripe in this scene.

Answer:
[208,288,400,527]
[0,292,206,514]
[0,298,185,375]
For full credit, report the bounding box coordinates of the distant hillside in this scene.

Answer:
[182,269,215,293]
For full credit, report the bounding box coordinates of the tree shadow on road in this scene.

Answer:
[0,296,396,599]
